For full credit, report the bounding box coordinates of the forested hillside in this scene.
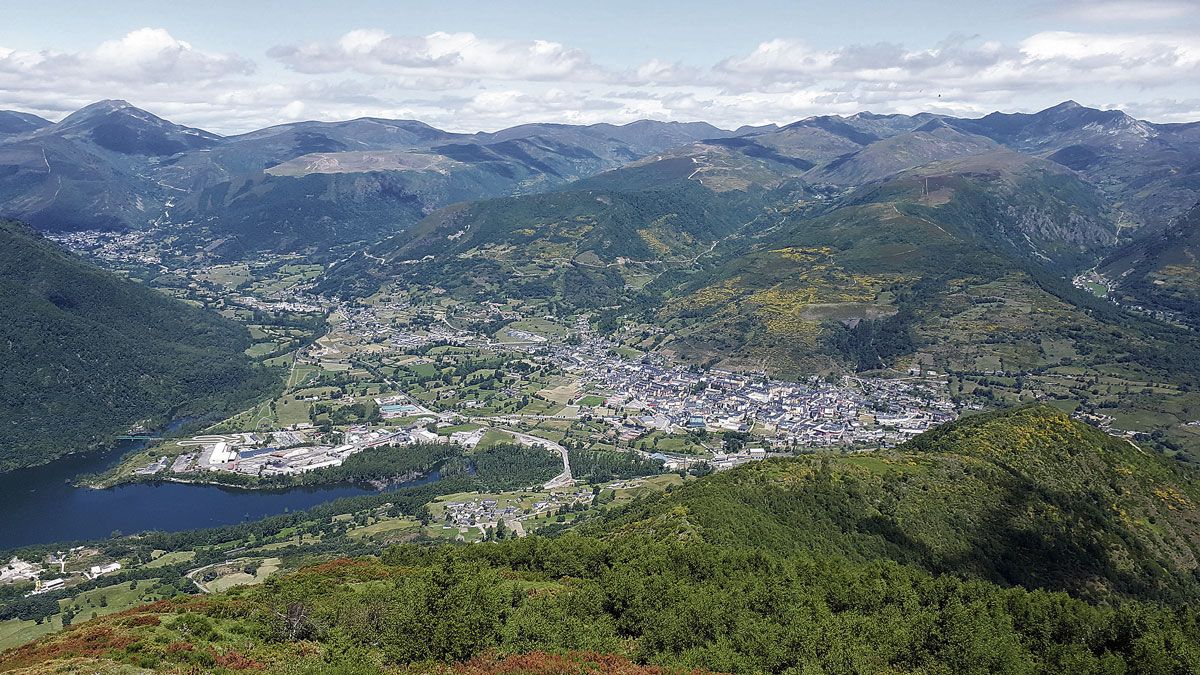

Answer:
[596,405,1200,604]
[6,405,1200,673]
[0,220,276,471]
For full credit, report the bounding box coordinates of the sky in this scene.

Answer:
[1,0,1199,134]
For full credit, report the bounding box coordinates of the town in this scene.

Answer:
[50,229,961,486]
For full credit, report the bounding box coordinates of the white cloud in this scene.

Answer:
[280,100,306,120]
[0,28,252,87]
[0,26,1197,134]
[1046,0,1200,22]
[712,31,1200,95]
[269,30,606,83]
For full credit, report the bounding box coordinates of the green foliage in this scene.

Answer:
[469,443,563,491]
[0,220,277,471]
[20,537,1200,674]
[594,405,1200,604]
[568,449,662,482]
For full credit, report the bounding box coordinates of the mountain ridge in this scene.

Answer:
[1,99,1197,253]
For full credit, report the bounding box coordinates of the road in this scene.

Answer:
[505,430,573,489]
[184,555,244,594]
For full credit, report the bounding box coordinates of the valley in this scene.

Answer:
[5,95,1200,673]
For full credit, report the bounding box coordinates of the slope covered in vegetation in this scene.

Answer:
[4,541,1199,674]
[0,220,277,471]
[596,405,1200,604]
[5,406,1200,673]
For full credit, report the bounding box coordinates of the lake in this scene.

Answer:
[0,439,384,550]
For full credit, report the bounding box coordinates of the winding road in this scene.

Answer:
[505,430,573,489]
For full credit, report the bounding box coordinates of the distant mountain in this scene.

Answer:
[473,119,730,160]
[0,102,733,251]
[0,220,275,472]
[802,119,1000,186]
[947,101,1200,230]
[0,100,209,232]
[0,132,157,231]
[316,140,811,301]
[1,99,1197,254]
[0,110,51,139]
[1103,200,1200,326]
[36,99,221,156]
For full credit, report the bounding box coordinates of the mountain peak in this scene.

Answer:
[1048,100,1083,112]
[92,99,133,110]
[915,117,953,133]
[54,99,148,129]
[47,99,221,156]
[0,110,52,136]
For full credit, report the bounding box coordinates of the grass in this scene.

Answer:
[244,342,278,358]
[203,558,282,593]
[436,423,483,436]
[499,318,571,339]
[197,264,251,288]
[637,431,711,455]
[347,517,421,541]
[0,616,63,652]
[0,579,172,649]
[577,395,606,407]
[538,382,581,405]
[143,550,196,569]
[477,429,515,449]
[274,397,312,428]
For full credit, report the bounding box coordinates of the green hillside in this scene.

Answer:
[650,153,1116,371]
[318,157,803,307]
[0,220,277,471]
[5,406,1200,673]
[1103,202,1200,328]
[595,405,1200,604]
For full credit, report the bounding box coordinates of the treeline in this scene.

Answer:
[568,448,662,482]
[820,309,917,372]
[469,443,562,491]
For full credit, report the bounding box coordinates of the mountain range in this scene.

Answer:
[0,100,733,251]
[3,100,1198,256]
[5,99,1200,456]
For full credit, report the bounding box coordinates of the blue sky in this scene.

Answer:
[2,0,1198,132]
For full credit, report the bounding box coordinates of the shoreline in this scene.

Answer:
[85,468,430,493]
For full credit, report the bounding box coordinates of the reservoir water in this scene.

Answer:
[0,438,382,550]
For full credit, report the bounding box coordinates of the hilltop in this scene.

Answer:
[596,404,1200,603]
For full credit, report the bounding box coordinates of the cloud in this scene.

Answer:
[269,30,607,83]
[0,28,253,87]
[1044,0,1200,22]
[712,31,1200,94]
[0,26,1197,134]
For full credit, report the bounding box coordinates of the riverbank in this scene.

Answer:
[93,467,432,492]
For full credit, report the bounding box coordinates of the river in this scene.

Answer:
[0,438,387,550]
